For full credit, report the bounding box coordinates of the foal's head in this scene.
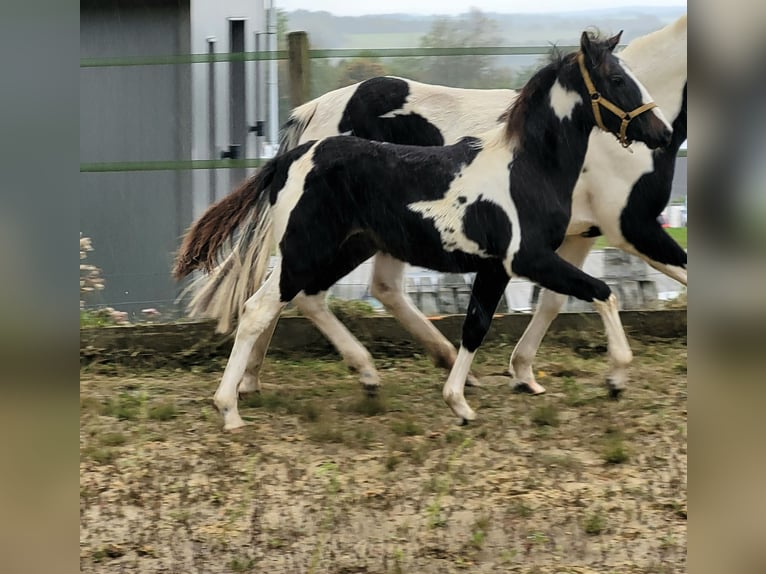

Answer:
[575,31,672,149]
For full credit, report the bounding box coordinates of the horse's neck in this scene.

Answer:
[520,87,591,190]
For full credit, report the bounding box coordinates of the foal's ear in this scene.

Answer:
[580,31,600,66]
[606,30,623,52]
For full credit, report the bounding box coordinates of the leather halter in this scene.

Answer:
[577,52,658,148]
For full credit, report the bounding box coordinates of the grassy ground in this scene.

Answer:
[80,335,687,573]
[594,227,687,250]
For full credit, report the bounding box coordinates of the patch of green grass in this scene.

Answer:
[469,514,491,549]
[308,419,345,444]
[603,434,630,464]
[509,500,533,518]
[531,403,560,427]
[345,394,388,416]
[227,556,255,572]
[391,418,424,436]
[83,446,117,465]
[298,400,324,423]
[99,432,127,447]
[100,392,144,421]
[148,401,178,421]
[385,453,401,472]
[584,510,607,535]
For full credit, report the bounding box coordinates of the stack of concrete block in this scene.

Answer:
[563,248,658,312]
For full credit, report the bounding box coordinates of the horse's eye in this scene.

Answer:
[611,75,625,86]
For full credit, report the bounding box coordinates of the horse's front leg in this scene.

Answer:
[510,235,596,394]
[443,264,509,423]
[512,250,632,399]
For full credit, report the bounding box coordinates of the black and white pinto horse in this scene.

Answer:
[175,31,672,430]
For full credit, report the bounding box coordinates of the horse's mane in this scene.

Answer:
[502,48,571,144]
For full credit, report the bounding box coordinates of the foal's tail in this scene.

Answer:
[277,98,319,155]
[173,162,278,333]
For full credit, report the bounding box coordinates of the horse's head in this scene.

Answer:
[577,31,672,149]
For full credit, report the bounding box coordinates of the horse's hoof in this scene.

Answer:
[512,381,546,395]
[362,383,380,398]
[608,386,624,400]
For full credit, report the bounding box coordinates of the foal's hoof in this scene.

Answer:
[512,381,547,395]
[362,383,380,398]
[605,378,624,400]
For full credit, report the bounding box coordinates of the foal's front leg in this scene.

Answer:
[443,264,509,423]
[512,252,632,398]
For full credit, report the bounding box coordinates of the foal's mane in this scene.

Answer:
[502,49,572,144]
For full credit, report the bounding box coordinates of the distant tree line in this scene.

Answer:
[275,9,542,125]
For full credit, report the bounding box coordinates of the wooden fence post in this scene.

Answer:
[287,31,310,107]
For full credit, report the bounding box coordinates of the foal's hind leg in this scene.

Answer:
[371,253,482,387]
[214,264,285,430]
[238,313,280,395]
[293,291,380,393]
[510,235,596,394]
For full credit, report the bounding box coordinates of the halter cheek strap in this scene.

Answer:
[577,52,658,148]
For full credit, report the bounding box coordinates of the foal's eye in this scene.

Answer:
[610,75,625,86]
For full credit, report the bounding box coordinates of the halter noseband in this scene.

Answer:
[577,52,658,148]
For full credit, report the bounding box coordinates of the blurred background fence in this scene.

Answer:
[80,1,686,322]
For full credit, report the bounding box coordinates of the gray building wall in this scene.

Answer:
[81,0,192,317]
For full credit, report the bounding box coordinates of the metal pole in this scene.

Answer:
[255,32,263,159]
[207,37,217,204]
[267,5,278,147]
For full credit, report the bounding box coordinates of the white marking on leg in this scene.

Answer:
[592,293,633,392]
[442,346,477,421]
[549,80,583,121]
[293,291,379,388]
[214,266,284,430]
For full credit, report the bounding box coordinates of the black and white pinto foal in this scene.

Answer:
[174,32,672,430]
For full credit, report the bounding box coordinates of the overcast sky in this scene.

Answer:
[274,1,686,16]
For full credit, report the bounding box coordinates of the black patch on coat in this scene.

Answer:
[463,200,513,257]
[619,84,687,268]
[276,135,484,300]
[338,77,445,146]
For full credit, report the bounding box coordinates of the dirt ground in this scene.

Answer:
[80,333,687,573]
